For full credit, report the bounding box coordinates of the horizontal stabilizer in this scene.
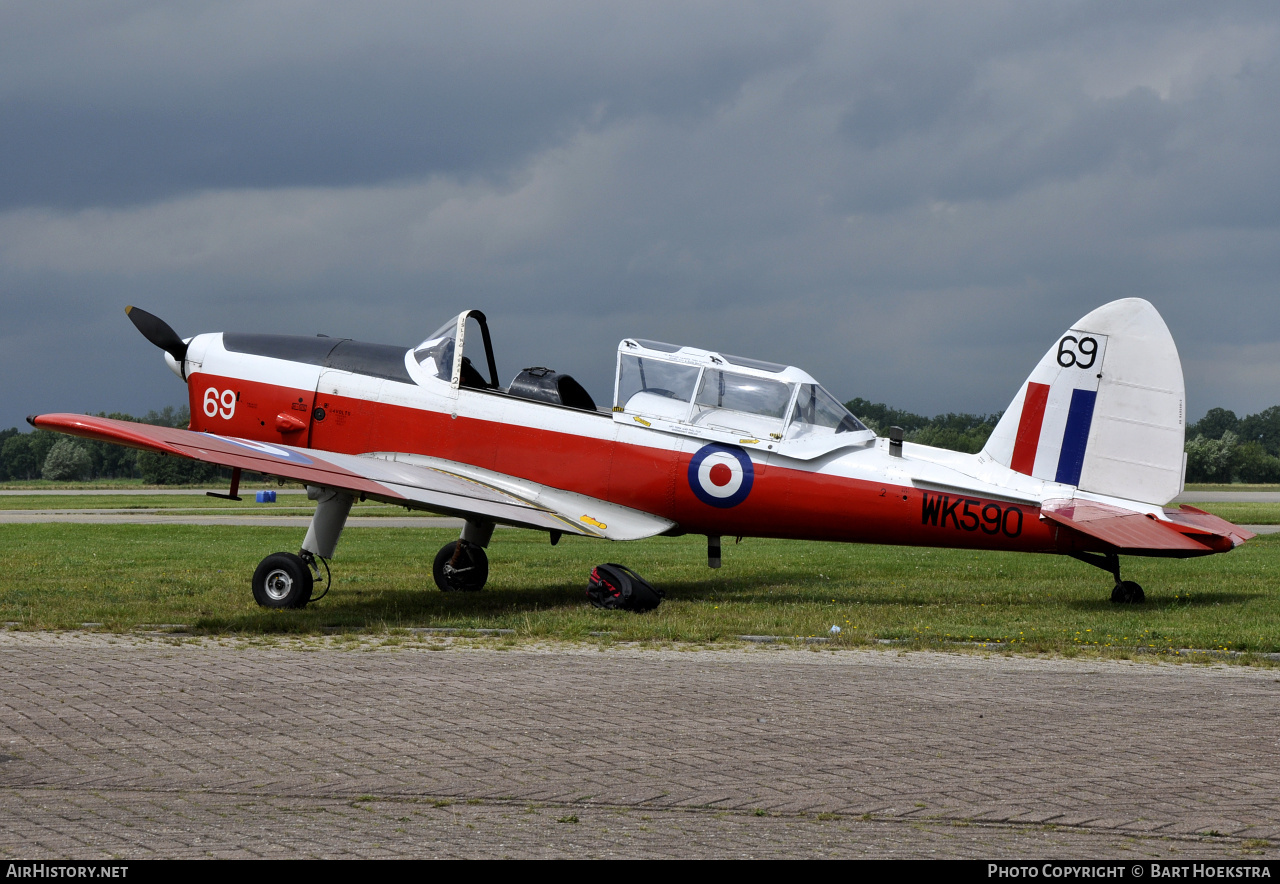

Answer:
[1160,504,1256,547]
[1041,499,1249,556]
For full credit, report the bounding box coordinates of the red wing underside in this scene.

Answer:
[1041,498,1253,556]
[34,413,394,497]
[31,413,674,540]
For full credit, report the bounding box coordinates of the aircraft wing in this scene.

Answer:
[1041,498,1254,556]
[30,413,676,541]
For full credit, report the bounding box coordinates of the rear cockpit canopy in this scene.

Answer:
[614,339,871,448]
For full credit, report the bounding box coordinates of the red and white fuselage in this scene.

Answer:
[158,304,1239,559]
[36,299,1251,596]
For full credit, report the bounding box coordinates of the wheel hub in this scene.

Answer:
[264,568,294,601]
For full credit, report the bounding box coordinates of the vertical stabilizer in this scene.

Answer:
[983,299,1185,505]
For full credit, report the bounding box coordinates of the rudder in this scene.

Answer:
[983,299,1185,505]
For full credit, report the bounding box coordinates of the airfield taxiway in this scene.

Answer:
[0,632,1276,859]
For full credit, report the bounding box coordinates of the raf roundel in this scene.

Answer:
[687,443,754,508]
[206,434,315,466]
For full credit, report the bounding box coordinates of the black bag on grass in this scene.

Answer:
[586,564,664,612]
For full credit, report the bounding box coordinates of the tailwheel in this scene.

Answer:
[1069,552,1146,605]
[433,540,489,592]
[1110,580,1145,605]
[252,552,314,609]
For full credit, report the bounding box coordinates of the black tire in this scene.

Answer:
[1110,580,1145,604]
[433,541,489,592]
[252,552,314,608]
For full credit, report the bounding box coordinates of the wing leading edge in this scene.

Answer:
[31,413,675,541]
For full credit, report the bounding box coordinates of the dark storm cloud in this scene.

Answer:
[3,0,1280,432]
[0,2,821,209]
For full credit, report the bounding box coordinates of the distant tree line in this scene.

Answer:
[845,398,1001,455]
[0,407,221,484]
[1183,407,1280,483]
[3,401,1279,485]
[845,399,1280,484]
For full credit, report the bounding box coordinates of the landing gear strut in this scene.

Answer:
[433,520,493,592]
[251,485,352,610]
[1069,551,1145,604]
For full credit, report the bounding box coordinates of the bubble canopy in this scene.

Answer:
[614,338,870,445]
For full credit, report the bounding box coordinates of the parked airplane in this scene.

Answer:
[31,299,1250,609]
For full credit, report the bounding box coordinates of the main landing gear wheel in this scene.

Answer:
[1111,580,1145,604]
[252,552,314,609]
[433,541,489,592]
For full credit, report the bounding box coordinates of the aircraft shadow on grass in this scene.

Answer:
[198,576,1266,634]
[1065,591,1259,610]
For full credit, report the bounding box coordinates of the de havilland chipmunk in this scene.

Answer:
[31,298,1252,609]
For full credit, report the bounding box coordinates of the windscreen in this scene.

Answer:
[787,384,866,437]
[413,317,461,382]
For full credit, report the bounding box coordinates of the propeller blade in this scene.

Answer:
[125,305,189,363]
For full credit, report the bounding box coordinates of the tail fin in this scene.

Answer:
[982,299,1185,505]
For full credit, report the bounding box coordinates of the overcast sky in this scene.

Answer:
[3,0,1279,432]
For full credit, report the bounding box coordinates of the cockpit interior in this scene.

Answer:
[413,310,599,412]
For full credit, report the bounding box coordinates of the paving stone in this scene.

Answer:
[0,634,1277,858]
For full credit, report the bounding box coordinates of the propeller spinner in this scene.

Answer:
[125,306,189,379]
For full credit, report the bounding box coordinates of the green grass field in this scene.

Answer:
[1,523,1276,660]
[1186,502,1280,524]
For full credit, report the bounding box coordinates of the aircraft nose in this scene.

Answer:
[164,349,185,380]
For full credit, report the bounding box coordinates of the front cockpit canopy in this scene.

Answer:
[413,310,499,390]
[614,340,869,443]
